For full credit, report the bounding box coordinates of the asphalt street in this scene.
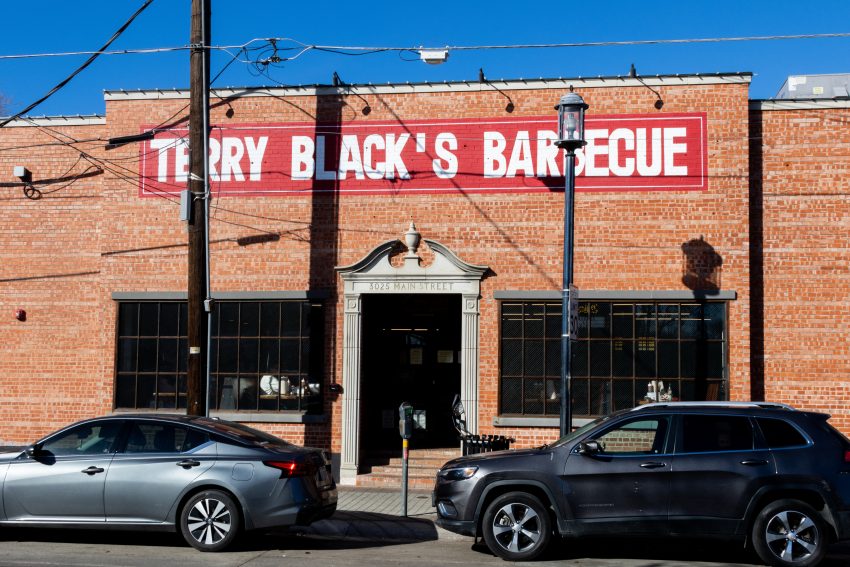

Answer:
[1,526,850,567]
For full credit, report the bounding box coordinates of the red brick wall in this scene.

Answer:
[750,103,850,434]
[0,80,756,450]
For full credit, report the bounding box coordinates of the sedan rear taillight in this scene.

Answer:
[264,460,316,478]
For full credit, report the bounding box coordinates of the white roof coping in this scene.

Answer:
[104,73,753,101]
[0,115,106,127]
[751,98,850,111]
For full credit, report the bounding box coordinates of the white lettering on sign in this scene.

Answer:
[150,136,269,183]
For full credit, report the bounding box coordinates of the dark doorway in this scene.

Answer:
[360,294,461,452]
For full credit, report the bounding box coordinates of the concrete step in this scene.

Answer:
[356,448,459,490]
[355,471,437,491]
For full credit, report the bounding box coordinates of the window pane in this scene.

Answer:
[523,379,544,414]
[635,339,656,378]
[524,340,544,376]
[757,418,808,448]
[137,375,155,408]
[524,304,545,338]
[159,303,179,336]
[139,303,159,336]
[705,342,724,378]
[218,339,238,372]
[260,302,280,336]
[589,302,611,339]
[157,339,178,372]
[658,341,679,378]
[680,304,703,339]
[589,340,611,377]
[115,375,136,407]
[240,303,259,336]
[138,339,157,373]
[239,338,259,373]
[545,303,561,339]
[281,302,300,336]
[572,378,589,416]
[657,304,679,339]
[703,303,725,339]
[501,378,522,414]
[612,304,633,339]
[280,339,300,372]
[596,418,667,454]
[501,339,522,375]
[259,339,279,373]
[612,340,633,377]
[219,303,239,337]
[118,303,139,336]
[117,338,137,372]
[612,379,635,411]
[635,304,656,337]
[545,341,560,376]
[43,422,122,456]
[571,340,588,377]
[681,415,753,452]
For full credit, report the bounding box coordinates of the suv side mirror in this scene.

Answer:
[578,440,602,455]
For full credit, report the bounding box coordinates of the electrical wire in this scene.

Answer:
[0,0,155,128]
[3,31,850,62]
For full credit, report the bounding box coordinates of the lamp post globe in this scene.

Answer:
[555,92,588,150]
[555,91,587,438]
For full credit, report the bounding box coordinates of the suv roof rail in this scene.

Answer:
[631,401,796,411]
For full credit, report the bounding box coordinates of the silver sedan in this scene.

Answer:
[0,414,337,551]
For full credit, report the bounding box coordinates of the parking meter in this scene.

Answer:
[398,402,414,440]
[399,401,413,516]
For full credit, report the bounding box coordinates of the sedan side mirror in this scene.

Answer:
[578,440,602,455]
[25,444,43,458]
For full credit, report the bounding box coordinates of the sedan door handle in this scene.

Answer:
[741,459,769,466]
[176,459,201,469]
[640,462,667,469]
[81,466,105,475]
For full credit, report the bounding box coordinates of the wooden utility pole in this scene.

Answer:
[186,0,211,416]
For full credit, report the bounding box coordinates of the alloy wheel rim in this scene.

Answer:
[187,497,232,545]
[491,503,542,553]
[764,510,820,563]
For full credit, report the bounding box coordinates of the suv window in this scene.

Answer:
[756,417,809,448]
[594,417,669,455]
[681,414,753,453]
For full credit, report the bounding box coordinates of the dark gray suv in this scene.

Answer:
[433,402,850,566]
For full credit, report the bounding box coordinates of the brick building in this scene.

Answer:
[1,72,848,485]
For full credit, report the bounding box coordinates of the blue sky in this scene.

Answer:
[1,0,849,117]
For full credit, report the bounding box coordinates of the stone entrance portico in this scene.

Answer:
[335,223,488,485]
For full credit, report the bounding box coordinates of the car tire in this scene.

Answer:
[482,491,551,561]
[751,499,827,567]
[180,489,241,552]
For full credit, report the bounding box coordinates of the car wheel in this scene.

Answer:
[752,499,827,567]
[180,490,241,552]
[482,492,551,561]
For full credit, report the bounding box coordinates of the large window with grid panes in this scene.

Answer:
[115,300,324,413]
[499,300,727,417]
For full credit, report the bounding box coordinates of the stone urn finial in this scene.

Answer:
[404,221,421,259]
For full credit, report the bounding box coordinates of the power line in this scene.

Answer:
[2,31,849,62]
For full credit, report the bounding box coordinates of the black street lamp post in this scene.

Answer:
[555,92,588,438]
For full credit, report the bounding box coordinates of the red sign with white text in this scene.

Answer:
[138,113,707,197]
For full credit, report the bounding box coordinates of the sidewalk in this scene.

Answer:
[297,486,467,543]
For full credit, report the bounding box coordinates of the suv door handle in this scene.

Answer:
[740,459,769,466]
[640,462,667,469]
[176,459,201,468]
[81,466,105,475]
